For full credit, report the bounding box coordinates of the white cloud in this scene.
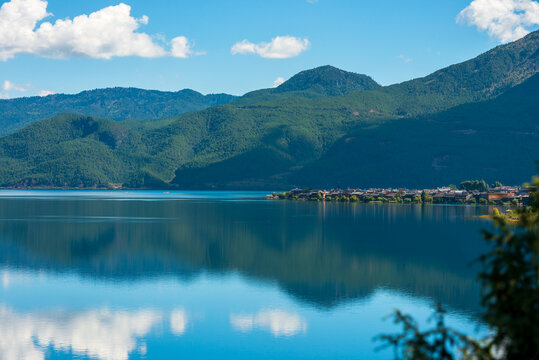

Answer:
[2,80,27,92]
[272,77,286,88]
[458,0,539,42]
[38,90,54,97]
[170,36,193,58]
[169,309,187,335]
[231,36,310,59]
[0,0,200,61]
[307,0,319,3]
[230,310,307,337]
[0,307,162,360]
[397,55,413,63]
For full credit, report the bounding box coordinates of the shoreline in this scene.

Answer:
[268,187,530,207]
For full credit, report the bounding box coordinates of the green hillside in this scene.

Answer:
[292,73,539,188]
[171,31,539,188]
[0,31,537,189]
[0,87,237,136]
[171,74,539,189]
[0,114,147,187]
[235,65,380,105]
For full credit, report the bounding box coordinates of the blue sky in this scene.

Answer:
[0,0,538,97]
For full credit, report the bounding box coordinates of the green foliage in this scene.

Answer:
[0,32,537,189]
[459,180,489,192]
[376,304,482,360]
[378,174,539,359]
[478,198,488,205]
[420,191,434,203]
[477,178,539,358]
[290,72,539,189]
[234,65,380,106]
[0,88,237,136]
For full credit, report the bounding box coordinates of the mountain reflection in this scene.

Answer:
[0,196,487,312]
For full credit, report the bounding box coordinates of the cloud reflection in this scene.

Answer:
[0,307,162,360]
[230,310,307,337]
[170,308,188,335]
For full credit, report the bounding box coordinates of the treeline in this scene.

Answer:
[457,179,503,192]
[271,191,521,206]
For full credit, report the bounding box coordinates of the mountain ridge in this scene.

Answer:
[0,31,537,189]
[275,65,380,94]
[0,87,237,136]
[234,65,380,105]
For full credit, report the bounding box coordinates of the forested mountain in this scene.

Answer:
[0,88,237,136]
[171,73,539,189]
[292,73,539,188]
[172,31,539,188]
[235,65,380,105]
[0,31,537,189]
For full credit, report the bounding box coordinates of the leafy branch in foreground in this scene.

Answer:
[477,174,539,359]
[377,173,539,359]
[375,304,485,360]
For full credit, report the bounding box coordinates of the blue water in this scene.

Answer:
[0,191,490,359]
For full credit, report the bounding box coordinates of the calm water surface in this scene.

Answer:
[0,191,491,359]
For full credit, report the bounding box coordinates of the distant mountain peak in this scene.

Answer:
[275,65,380,95]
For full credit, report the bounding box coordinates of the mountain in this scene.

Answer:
[171,31,539,188]
[0,87,237,136]
[277,65,381,94]
[0,31,537,189]
[291,73,539,188]
[375,30,538,117]
[171,74,539,189]
[234,65,380,105]
[0,114,146,187]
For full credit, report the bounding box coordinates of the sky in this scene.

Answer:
[0,0,538,98]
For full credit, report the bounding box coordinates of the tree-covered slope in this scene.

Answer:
[0,31,537,189]
[234,65,380,105]
[171,31,539,188]
[0,114,156,187]
[353,30,539,117]
[0,87,237,136]
[290,73,539,189]
[171,74,539,189]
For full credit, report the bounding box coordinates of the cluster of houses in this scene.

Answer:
[268,186,531,205]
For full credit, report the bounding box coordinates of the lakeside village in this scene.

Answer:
[268,182,532,206]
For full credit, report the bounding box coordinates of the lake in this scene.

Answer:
[0,191,491,360]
